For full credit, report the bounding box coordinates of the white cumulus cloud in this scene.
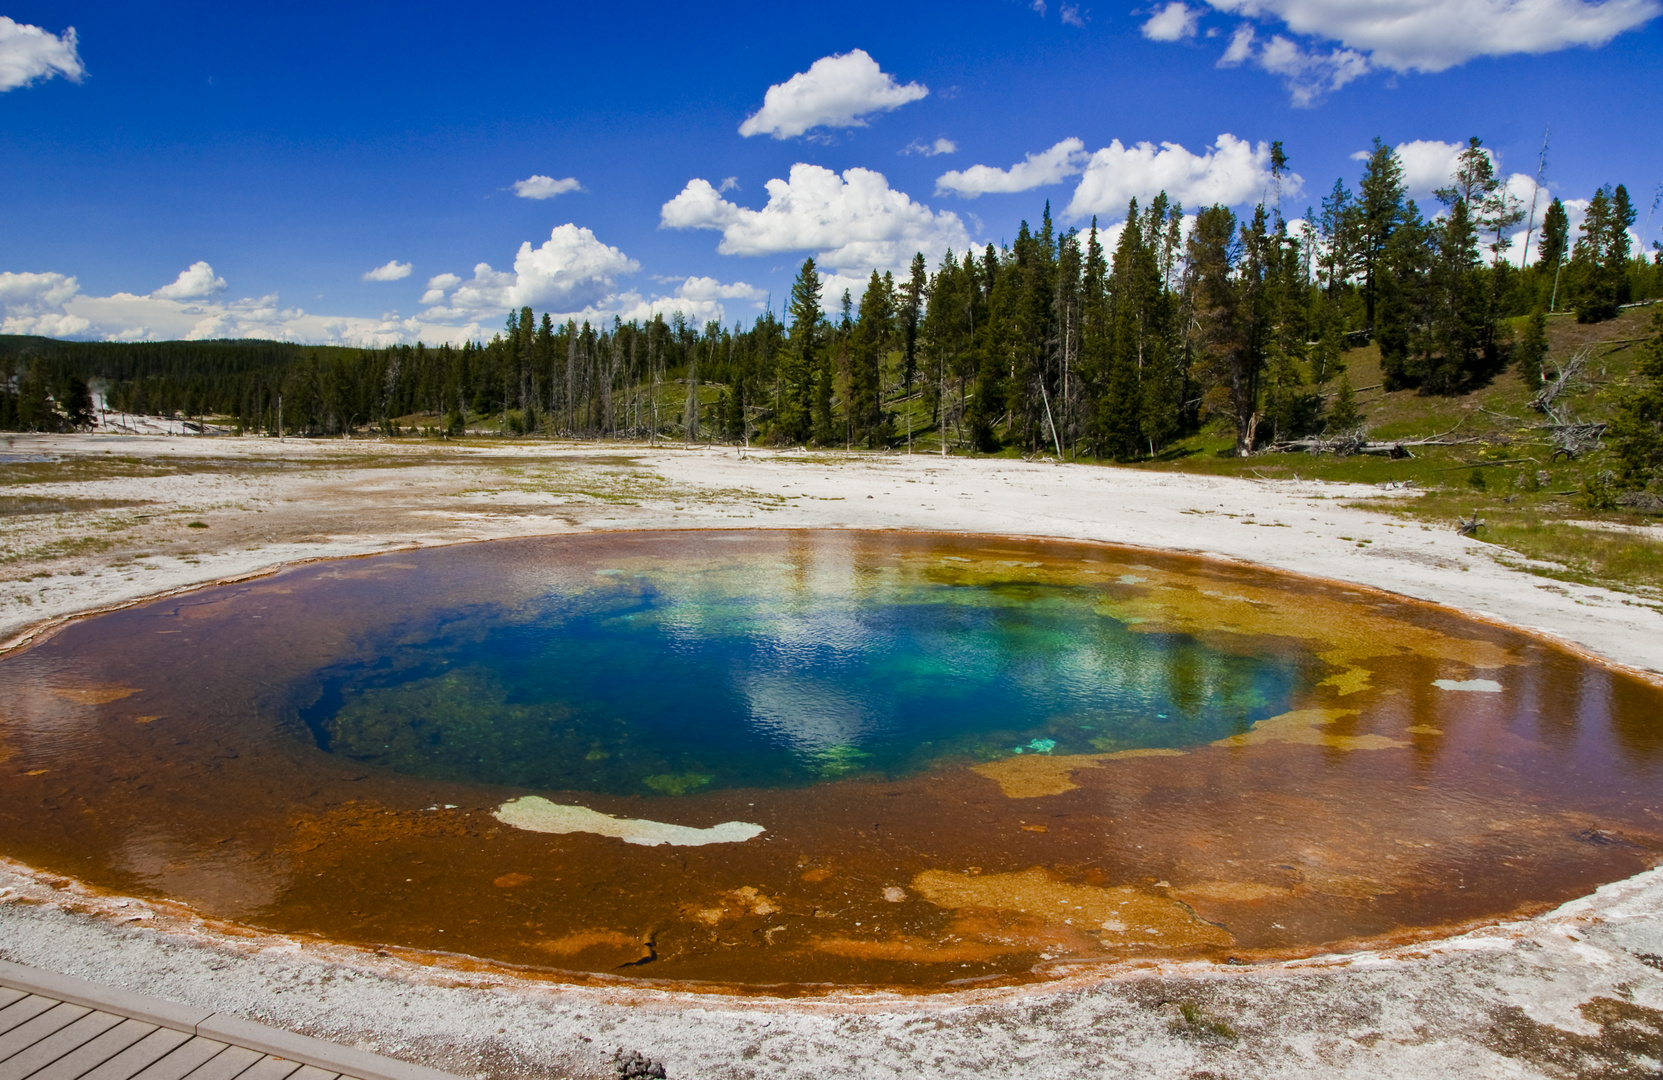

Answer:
[421,224,640,321]
[1193,0,1658,102]
[2,256,769,346]
[420,273,462,305]
[1207,0,1660,72]
[1143,2,1201,40]
[936,138,1088,198]
[0,17,84,92]
[0,267,491,347]
[615,276,769,326]
[1220,23,1257,63]
[152,262,227,301]
[513,175,582,200]
[6,222,776,346]
[738,49,928,140]
[0,271,91,336]
[1066,134,1297,220]
[363,260,413,282]
[903,137,958,157]
[1254,36,1370,105]
[661,163,972,277]
[1368,139,1478,197]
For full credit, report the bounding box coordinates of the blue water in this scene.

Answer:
[300,572,1304,796]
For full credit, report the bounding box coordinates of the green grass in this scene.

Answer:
[1115,304,1663,600]
[1484,520,1663,600]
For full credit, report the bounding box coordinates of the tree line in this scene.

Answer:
[3,136,1660,485]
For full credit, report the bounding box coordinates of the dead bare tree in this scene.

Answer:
[1530,347,1592,417]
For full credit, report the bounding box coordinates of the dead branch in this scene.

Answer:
[1433,457,1539,471]
[1545,421,1606,461]
[1531,348,1592,415]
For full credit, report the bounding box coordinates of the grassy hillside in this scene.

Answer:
[1134,303,1661,603]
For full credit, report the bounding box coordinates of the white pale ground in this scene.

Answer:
[1,432,1661,1078]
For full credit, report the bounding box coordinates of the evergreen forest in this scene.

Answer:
[4,137,1662,494]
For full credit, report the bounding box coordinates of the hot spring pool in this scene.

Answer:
[1,530,1659,991]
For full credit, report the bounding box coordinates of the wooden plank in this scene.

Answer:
[17,1019,157,1080]
[231,1058,301,1080]
[0,1004,92,1064]
[177,1046,260,1080]
[0,1011,124,1080]
[128,1039,229,1080]
[72,1030,192,1080]
[0,964,461,1080]
[194,1018,457,1080]
[0,1000,58,1039]
[0,965,210,1034]
[285,1066,338,1080]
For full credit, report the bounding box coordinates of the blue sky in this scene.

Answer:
[3,0,1660,344]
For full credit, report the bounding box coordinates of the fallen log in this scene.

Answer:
[1265,436,1482,457]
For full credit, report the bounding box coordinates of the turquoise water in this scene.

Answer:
[300,568,1304,796]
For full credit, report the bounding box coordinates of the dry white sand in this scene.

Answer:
[2,432,1662,1078]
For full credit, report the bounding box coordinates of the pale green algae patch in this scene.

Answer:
[492,795,765,846]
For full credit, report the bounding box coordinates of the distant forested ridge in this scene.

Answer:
[4,137,1660,472]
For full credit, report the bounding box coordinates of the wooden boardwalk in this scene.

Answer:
[0,962,461,1080]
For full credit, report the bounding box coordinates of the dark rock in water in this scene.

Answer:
[614,1050,667,1079]
[1575,827,1638,847]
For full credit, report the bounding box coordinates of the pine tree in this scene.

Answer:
[16,360,62,431]
[1537,199,1570,268]
[919,249,969,447]
[1101,198,1147,458]
[1327,373,1360,433]
[1569,186,1633,323]
[1610,309,1663,491]
[1050,225,1083,454]
[1309,295,1345,385]
[816,290,850,444]
[60,374,94,428]
[1516,308,1547,390]
[1377,202,1431,390]
[778,257,822,444]
[1187,204,1265,456]
[1420,197,1490,393]
[900,253,927,397]
[1259,211,1318,442]
[850,271,891,446]
[1317,178,1357,302]
[1356,138,1409,332]
[1537,197,1571,312]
